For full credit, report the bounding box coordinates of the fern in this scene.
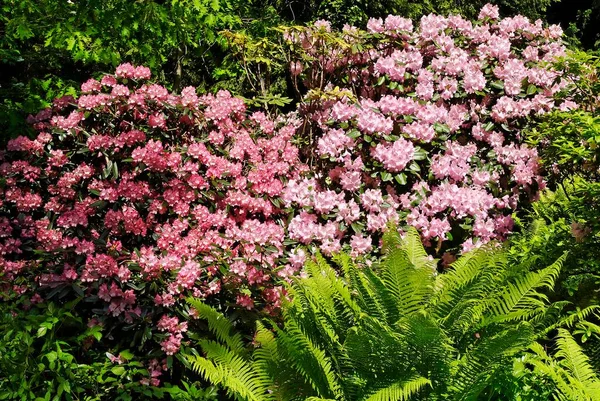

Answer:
[364,376,431,401]
[274,320,344,400]
[187,298,245,354]
[485,255,564,324]
[555,329,600,387]
[450,323,535,400]
[379,247,433,317]
[402,227,436,271]
[187,349,270,401]
[527,331,600,401]
[434,251,505,336]
[185,228,600,401]
[543,305,600,335]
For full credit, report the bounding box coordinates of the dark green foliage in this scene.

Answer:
[0,0,588,144]
[0,0,240,79]
[509,185,600,308]
[520,51,600,309]
[547,0,600,49]
[0,299,150,400]
[268,0,557,29]
[0,299,99,399]
[0,0,245,142]
[187,228,600,400]
[0,296,219,400]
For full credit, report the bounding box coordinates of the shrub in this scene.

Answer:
[0,64,307,376]
[188,228,600,400]
[0,298,194,400]
[508,184,600,307]
[278,4,575,260]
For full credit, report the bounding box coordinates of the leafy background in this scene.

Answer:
[2,0,600,142]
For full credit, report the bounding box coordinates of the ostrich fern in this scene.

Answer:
[187,228,600,401]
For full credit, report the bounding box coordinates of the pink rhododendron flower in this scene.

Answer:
[478,4,500,20]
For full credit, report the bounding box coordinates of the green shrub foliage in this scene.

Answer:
[519,51,600,308]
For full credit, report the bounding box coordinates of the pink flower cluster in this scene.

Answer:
[157,315,188,355]
[0,65,306,361]
[282,3,573,255]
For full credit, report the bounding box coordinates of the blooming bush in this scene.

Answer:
[281,4,575,258]
[0,4,578,377]
[0,64,308,374]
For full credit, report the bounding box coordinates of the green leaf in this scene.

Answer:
[491,81,505,90]
[119,350,134,360]
[347,129,361,139]
[395,173,407,185]
[111,366,126,376]
[413,148,427,161]
[45,352,57,363]
[526,84,538,95]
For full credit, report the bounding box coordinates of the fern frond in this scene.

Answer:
[381,223,403,254]
[187,347,272,401]
[555,329,600,386]
[275,320,345,400]
[528,335,600,401]
[528,341,552,361]
[250,322,283,393]
[186,228,598,401]
[361,265,400,324]
[343,315,415,393]
[364,376,431,401]
[450,323,535,400]
[432,250,504,336]
[302,252,362,321]
[543,305,600,335]
[485,255,565,324]
[530,300,571,329]
[338,253,391,322]
[287,254,359,374]
[525,356,589,401]
[187,298,245,353]
[395,313,452,382]
[379,246,434,317]
[401,227,436,271]
[200,339,265,389]
[432,248,491,301]
[288,271,345,347]
[439,255,508,339]
[253,322,278,359]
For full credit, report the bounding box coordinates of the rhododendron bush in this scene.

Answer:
[283,3,575,257]
[0,4,576,377]
[0,65,308,374]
